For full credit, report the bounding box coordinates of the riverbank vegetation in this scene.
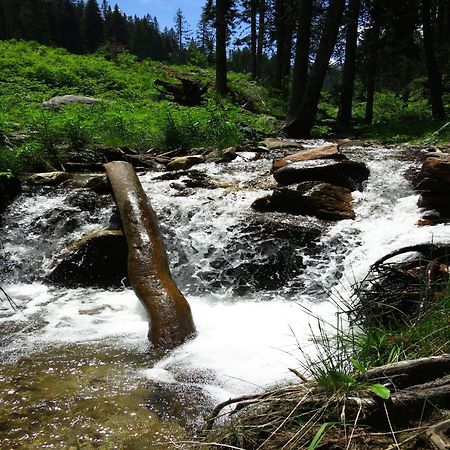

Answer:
[203,265,450,449]
[0,40,448,177]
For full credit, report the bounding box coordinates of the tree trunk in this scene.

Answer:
[273,0,295,90]
[215,0,228,95]
[287,0,313,121]
[337,0,361,127]
[364,4,380,125]
[256,0,265,79]
[284,0,346,137]
[250,0,258,79]
[421,0,446,119]
[105,161,196,350]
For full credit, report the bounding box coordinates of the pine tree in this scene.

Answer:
[285,0,346,137]
[109,4,129,45]
[82,0,104,52]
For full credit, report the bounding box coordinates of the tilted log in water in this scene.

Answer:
[105,161,196,350]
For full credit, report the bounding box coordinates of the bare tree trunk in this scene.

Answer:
[215,0,228,95]
[250,0,258,79]
[364,3,380,125]
[337,0,361,127]
[284,0,346,137]
[274,0,295,90]
[256,0,265,79]
[287,0,313,121]
[105,161,196,350]
[421,0,446,119]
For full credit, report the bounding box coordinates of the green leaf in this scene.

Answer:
[369,383,391,400]
[351,359,366,375]
[307,423,329,450]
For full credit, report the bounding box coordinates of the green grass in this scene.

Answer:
[0,40,280,174]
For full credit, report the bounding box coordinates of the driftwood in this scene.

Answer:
[154,77,208,106]
[355,243,449,326]
[364,354,450,388]
[206,355,450,430]
[372,243,449,268]
[105,161,196,350]
[427,419,450,450]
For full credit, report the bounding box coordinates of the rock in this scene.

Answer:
[166,155,204,171]
[0,173,21,213]
[205,146,237,163]
[416,154,450,189]
[418,193,450,217]
[154,169,221,190]
[203,213,323,294]
[415,154,450,221]
[272,143,347,171]
[47,229,128,287]
[260,138,304,151]
[42,95,100,108]
[85,175,111,195]
[273,159,370,191]
[253,181,355,221]
[26,171,72,186]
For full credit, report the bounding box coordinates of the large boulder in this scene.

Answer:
[47,229,128,287]
[184,212,324,294]
[273,159,369,191]
[415,153,450,222]
[42,95,100,108]
[272,143,347,171]
[252,181,355,221]
[417,153,450,186]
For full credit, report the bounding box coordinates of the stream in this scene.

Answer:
[1,142,449,448]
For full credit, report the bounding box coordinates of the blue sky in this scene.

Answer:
[110,0,205,31]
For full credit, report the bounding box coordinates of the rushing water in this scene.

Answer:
[1,143,449,448]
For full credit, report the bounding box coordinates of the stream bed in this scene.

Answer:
[1,143,449,448]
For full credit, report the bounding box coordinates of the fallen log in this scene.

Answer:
[105,161,196,350]
[364,354,450,389]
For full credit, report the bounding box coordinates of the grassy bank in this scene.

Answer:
[1,40,449,175]
[203,265,450,449]
[0,40,282,174]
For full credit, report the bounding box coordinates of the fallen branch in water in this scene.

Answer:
[0,285,19,310]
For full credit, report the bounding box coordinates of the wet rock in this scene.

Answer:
[47,229,128,287]
[415,153,450,222]
[26,171,72,186]
[205,147,237,163]
[0,174,21,213]
[171,212,323,295]
[85,175,111,195]
[272,143,347,171]
[418,193,450,217]
[166,155,204,171]
[66,189,111,211]
[273,159,369,191]
[253,181,355,221]
[155,169,219,189]
[217,213,323,293]
[42,94,100,108]
[416,154,450,187]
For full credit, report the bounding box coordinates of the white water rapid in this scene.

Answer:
[1,143,449,430]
